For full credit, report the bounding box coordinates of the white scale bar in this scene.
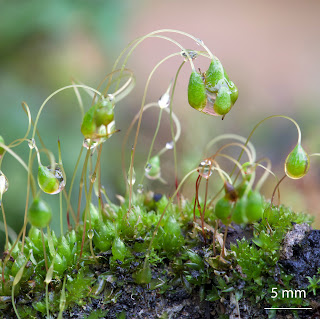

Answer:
[264,308,312,310]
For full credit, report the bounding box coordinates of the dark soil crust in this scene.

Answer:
[3,227,320,318]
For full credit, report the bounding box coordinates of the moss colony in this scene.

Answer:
[0,30,320,318]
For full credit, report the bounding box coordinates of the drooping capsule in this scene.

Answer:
[28,198,52,228]
[205,58,225,93]
[246,190,264,223]
[94,100,114,127]
[228,81,239,105]
[213,86,232,116]
[81,105,97,138]
[187,71,207,111]
[215,196,233,222]
[38,164,65,195]
[285,144,310,179]
[0,135,5,157]
[145,156,161,180]
[232,197,248,224]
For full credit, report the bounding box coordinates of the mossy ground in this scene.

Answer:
[1,192,319,319]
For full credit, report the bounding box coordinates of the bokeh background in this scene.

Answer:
[1,0,320,252]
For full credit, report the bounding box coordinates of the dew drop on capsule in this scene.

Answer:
[285,144,310,179]
[165,141,174,150]
[198,159,213,179]
[145,163,152,173]
[38,164,65,195]
[83,138,98,150]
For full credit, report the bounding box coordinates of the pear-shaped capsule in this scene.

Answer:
[205,58,225,93]
[246,190,264,223]
[28,198,52,228]
[232,197,248,224]
[0,135,5,157]
[229,81,239,105]
[187,71,207,111]
[94,100,114,127]
[215,196,233,222]
[285,144,310,179]
[145,156,161,180]
[81,105,97,138]
[213,86,232,116]
[38,164,65,195]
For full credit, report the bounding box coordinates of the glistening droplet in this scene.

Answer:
[145,163,152,173]
[0,170,9,197]
[28,138,36,149]
[198,159,213,179]
[165,141,174,150]
[127,167,136,186]
[158,92,170,109]
[137,184,144,194]
[87,229,94,239]
[38,164,66,195]
[181,50,198,61]
[195,38,204,46]
[83,138,98,150]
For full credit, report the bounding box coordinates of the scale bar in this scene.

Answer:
[264,308,312,310]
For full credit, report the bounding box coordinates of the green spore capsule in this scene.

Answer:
[229,81,239,105]
[145,156,161,180]
[112,237,127,262]
[81,105,97,138]
[94,100,114,127]
[205,57,224,93]
[0,135,5,156]
[232,197,248,224]
[28,198,52,228]
[213,86,232,116]
[38,164,65,195]
[246,191,264,223]
[215,196,233,221]
[187,71,207,110]
[285,143,310,179]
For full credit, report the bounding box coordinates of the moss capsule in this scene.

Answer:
[229,81,239,105]
[112,237,127,262]
[94,100,114,127]
[285,143,310,179]
[213,86,232,115]
[232,197,248,224]
[0,135,5,156]
[205,58,224,93]
[246,191,264,222]
[187,71,207,110]
[215,196,233,221]
[38,164,65,195]
[28,198,52,228]
[81,105,97,138]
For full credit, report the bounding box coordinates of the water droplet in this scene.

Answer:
[87,229,94,239]
[158,92,170,109]
[145,163,152,173]
[83,138,98,150]
[181,50,198,61]
[137,184,144,194]
[198,159,213,179]
[38,164,65,195]
[195,38,204,46]
[0,171,9,197]
[127,167,136,186]
[28,138,36,149]
[107,94,114,102]
[165,141,174,150]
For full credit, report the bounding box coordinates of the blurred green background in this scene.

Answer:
[1,0,320,252]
